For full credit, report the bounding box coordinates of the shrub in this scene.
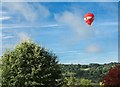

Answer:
[1,41,64,87]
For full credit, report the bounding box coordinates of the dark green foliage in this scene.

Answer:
[61,62,120,84]
[0,58,1,86]
[1,41,64,87]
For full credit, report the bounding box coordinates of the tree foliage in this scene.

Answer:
[65,77,92,87]
[1,41,64,87]
[80,78,91,86]
[61,63,120,83]
[102,65,120,87]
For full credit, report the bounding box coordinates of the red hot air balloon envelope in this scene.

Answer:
[84,13,94,27]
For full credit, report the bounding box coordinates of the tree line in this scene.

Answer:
[60,62,120,85]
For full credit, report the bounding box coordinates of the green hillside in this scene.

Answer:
[60,62,120,85]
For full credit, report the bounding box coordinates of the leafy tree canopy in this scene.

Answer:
[102,65,120,87]
[1,41,64,87]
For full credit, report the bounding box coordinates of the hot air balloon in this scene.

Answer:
[84,13,94,26]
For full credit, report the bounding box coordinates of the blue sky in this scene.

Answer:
[0,2,118,64]
[1,0,120,2]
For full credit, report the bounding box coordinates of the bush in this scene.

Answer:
[102,65,120,87]
[80,78,92,86]
[1,41,64,87]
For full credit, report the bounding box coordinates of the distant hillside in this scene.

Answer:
[60,62,120,83]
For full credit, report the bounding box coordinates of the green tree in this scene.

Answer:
[0,58,2,86]
[102,65,120,87]
[67,77,76,86]
[80,78,92,86]
[1,41,64,87]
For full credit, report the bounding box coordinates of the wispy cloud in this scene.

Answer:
[55,11,94,45]
[85,44,102,53]
[0,16,11,21]
[2,44,15,50]
[2,35,15,39]
[18,32,31,41]
[0,11,7,14]
[41,24,59,28]
[4,3,37,22]
[0,32,2,57]
[55,50,83,54]
[0,32,2,38]
[3,2,50,23]
[1,24,59,29]
[0,24,2,28]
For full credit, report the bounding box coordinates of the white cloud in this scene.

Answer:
[0,16,11,21]
[2,35,15,39]
[2,44,14,50]
[3,2,50,23]
[0,11,7,14]
[55,11,94,35]
[1,33,31,52]
[86,44,101,53]
[5,2,37,22]
[0,24,2,28]
[0,32,2,38]
[55,11,94,44]
[1,24,59,29]
[18,32,31,41]
[55,50,82,54]
[0,31,2,56]
[41,24,59,28]
[36,4,50,18]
